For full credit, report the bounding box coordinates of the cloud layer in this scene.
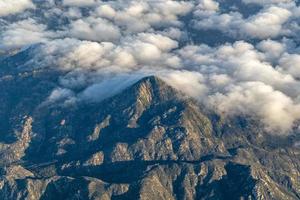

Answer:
[1,0,300,134]
[0,0,35,17]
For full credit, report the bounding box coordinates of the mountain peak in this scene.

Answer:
[107,75,181,128]
[132,75,168,91]
[135,75,164,86]
[128,75,180,103]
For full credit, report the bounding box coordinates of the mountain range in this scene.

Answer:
[0,56,300,199]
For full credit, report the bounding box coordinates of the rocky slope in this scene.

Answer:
[0,56,299,199]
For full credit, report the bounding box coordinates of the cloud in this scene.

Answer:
[161,70,207,99]
[47,87,75,103]
[279,53,300,79]
[257,39,286,62]
[94,4,116,19]
[79,74,144,102]
[28,37,300,133]
[193,2,297,39]
[69,17,121,42]
[0,0,35,17]
[27,32,180,70]
[195,0,219,15]
[242,6,292,38]
[137,33,178,51]
[1,0,300,134]
[242,0,293,6]
[26,38,116,71]
[0,19,51,49]
[174,41,300,132]
[93,0,193,33]
[208,82,300,134]
[64,7,83,19]
[62,0,98,7]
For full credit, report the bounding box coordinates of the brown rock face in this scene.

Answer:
[0,75,299,200]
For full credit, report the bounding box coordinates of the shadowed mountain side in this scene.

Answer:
[57,154,232,183]
[0,75,299,200]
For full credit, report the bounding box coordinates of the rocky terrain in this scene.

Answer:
[0,53,300,199]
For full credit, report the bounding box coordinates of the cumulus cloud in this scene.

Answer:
[209,82,300,133]
[257,39,286,62]
[173,41,300,132]
[69,17,121,42]
[279,53,300,78]
[0,19,52,49]
[27,32,180,70]
[26,36,300,132]
[62,0,98,7]
[242,0,293,6]
[161,70,207,99]
[242,6,292,38]
[193,1,298,39]
[1,0,300,134]
[26,38,115,71]
[195,0,219,15]
[94,0,193,33]
[0,0,35,16]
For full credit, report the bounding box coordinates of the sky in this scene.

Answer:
[0,0,300,134]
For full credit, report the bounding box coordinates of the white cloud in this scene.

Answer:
[79,74,144,102]
[137,33,178,51]
[193,11,243,36]
[62,0,98,7]
[257,39,286,62]
[279,53,300,78]
[1,0,300,134]
[161,70,207,99]
[48,88,75,103]
[0,0,35,16]
[31,37,300,133]
[150,0,194,18]
[0,19,51,48]
[242,0,293,5]
[69,17,121,42]
[209,82,300,133]
[195,0,219,16]
[26,32,179,72]
[174,41,300,132]
[193,3,295,39]
[242,6,292,38]
[65,7,83,19]
[29,38,115,71]
[93,0,193,33]
[95,4,116,19]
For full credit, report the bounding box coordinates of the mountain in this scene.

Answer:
[0,63,300,200]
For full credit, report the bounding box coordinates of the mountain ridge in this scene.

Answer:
[0,73,299,199]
